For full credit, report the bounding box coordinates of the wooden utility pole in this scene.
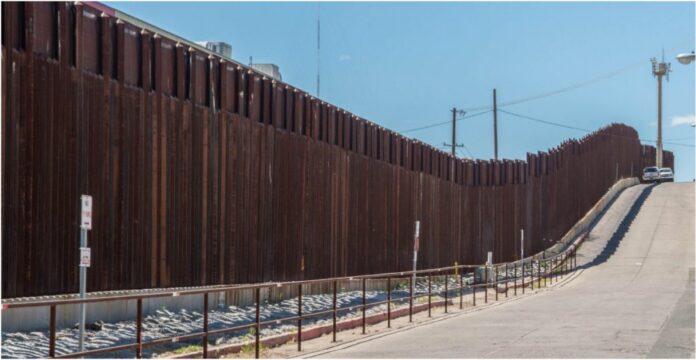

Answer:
[444,107,464,157]
[451,107,457,157]
[493,89,498,161]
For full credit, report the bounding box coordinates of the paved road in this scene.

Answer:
[319,182,695,358]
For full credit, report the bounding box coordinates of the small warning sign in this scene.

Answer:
[80,247,91,267]
[81,195,92,230]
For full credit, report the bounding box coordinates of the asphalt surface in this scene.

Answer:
[316,182,695,358]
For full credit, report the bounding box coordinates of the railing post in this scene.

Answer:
[362,278,367,333]
[574,247,577,269]
[550,258,554,284]
[484,266,488,304]
[49,305,56,358]
[332,280,337,342]
[521,259,525,294]
[529,258,534,290]
[136,298,143,358]
[472,270,476,306]
[428,273,432,317]
[444,273,448,313]
[408,275,413,322]
[387,277,392,327]
[459,271,463,309]
[505,263,509,297]
[255,287,260,359]
[495,266,498,301]
[297,283,302,351]
[514,262,517,296]
[537,259,541,288]
[203,293,208,358]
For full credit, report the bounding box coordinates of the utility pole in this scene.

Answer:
[316,3,321,98]
[493,89,498,161]
[444,107,465,157]
[651,56,671,168]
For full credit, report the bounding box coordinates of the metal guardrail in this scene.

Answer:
[2,245,577,359]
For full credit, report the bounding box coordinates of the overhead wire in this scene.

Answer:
[401,109,491,133]
[499,109,696,148]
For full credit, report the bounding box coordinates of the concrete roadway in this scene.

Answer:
[317,182,695,358]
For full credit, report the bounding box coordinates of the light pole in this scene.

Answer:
[651,58,671,168]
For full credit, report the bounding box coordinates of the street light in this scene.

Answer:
[676,52,695,65]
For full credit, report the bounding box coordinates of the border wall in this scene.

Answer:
[1,2,673,298]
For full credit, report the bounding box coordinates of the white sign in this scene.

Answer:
[81,195,92,230]
[80,247,91,267]
[413,221,421,252]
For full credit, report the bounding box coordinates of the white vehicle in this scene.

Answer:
[658,168,674,183]
[642,166,660,183]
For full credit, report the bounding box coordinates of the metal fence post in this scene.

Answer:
[362,278,367,333]
[495,266,498,301]
[529,259,534,290]
[505,263,509,297]
[387,277,392,327]
[408,275,413,322]
[298,283,302,351]
[522,260,525,294]
[255,287,260,359]
[459,271,463,309]
[444,273,448,313]
[472,270,477,306]
[550,258,554,284]
[428,273,432,317]
[49,305,56,358]
[136,298,142,358]
[484,266,488,304]
[332,280,337,342]
[514,262,517,296]
[203,293,208,358]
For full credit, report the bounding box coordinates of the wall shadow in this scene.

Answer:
[576,184,656,270]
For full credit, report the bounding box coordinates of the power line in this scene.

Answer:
[401,109,491,133]
[499,109,695,148]
[399,61,644,133]
[456,61,646,113]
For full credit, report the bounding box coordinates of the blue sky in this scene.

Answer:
[108,1,695,181]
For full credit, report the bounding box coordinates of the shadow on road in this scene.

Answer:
[577,184,656,270]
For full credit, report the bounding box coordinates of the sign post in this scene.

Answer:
[412,221,420,289]
[79,195,92,352]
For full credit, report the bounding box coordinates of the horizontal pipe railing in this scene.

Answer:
[2,245,578,359]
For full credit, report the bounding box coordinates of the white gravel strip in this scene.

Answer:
[1,278,477,359]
